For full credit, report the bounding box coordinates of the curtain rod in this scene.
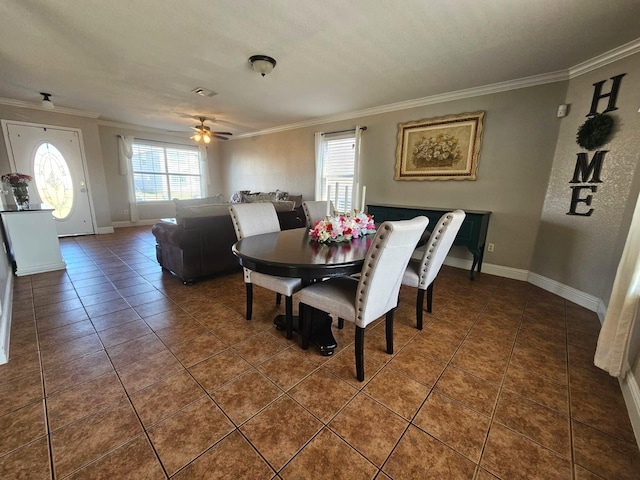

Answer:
[324,126,367,135]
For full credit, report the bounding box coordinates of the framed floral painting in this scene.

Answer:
[394,111,485,181]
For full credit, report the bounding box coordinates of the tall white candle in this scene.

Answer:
[334,182,339,211]
[344,185,349,212]
[326,186,331,216]
[360,185,366,212]
[354,183,359,212]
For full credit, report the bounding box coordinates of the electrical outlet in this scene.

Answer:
[123,209,129,215]
[488,243,494,252]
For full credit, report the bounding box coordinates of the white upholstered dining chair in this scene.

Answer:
[402,209,466,330]
[295,216,429,381]
[229,203,303,339]
[302,200,334,228]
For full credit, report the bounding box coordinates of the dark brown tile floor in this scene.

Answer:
[1,226,639,479]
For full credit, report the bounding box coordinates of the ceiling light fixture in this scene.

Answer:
[191,117,212,144]
[40,92,54,110]
[249,55,276,76]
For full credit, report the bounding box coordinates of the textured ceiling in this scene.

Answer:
[1,0,639,137]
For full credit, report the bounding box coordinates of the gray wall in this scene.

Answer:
[531,53,640,300]
[0,106,112,229]
[221,82,567,271]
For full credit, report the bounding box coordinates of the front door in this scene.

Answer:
[2,121,96,236]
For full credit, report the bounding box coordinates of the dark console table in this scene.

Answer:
[366,204,491,280]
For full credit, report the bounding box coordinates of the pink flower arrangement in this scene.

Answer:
[1,172,32,187]
[309,212,376,243]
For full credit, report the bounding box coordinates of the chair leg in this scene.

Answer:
[276,293,282,306]
[245,283,253,321]
[385,309,394,354]
[426,283,434,313]
[416,289,425,330]
[355,326,365,382]
[285,296,293,340]
[338,317,344,329]
[301,304,311,350]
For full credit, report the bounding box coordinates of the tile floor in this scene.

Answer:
[1,226,639,479]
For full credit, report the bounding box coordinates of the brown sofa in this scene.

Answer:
[152,205,305,285]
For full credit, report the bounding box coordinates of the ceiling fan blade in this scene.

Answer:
[212,132,232,136]
[213,134,230,140]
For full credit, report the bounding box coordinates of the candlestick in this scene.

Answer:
[353,182,359,213]
[334,182,339,212]
[360,185,366,212]
[344,185,349,213]
[326,185,331,216]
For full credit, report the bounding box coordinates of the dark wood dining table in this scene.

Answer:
[232,227,376,355]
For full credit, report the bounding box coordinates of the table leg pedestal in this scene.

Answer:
[274,312,337,356]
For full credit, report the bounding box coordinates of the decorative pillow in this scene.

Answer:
[275,189,288,201]
[271,200,295,212]
[242,192,276,203]
[230,190,250,203]
[286,194,303,208]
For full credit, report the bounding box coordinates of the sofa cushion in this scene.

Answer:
[174,194,225,207]
[175,204,231,224]
[242,192,276,203]
[272,200,295,212]
[286,194,303,208]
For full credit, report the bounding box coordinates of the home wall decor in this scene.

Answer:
[394,111,485,181]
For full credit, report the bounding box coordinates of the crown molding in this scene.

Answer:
[234,70,569,139]
[569,37,640,78]
[97,119,186,136]
[0,97,100,118]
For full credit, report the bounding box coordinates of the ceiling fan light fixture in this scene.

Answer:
[40,92,54,110]
[249,55,276,76]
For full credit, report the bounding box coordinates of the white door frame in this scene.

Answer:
[1,119,99,236]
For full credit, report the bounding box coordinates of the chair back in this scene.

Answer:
[229,203,281,240]
[302,200,334,228]
[418,210,466,288]
[356,216,429,327]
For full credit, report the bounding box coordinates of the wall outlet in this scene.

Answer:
[123,209,129,215]
[487,243,494,252]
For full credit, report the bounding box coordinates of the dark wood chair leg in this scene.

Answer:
[338,317,344,329]
[245,283,253,320]
[276,293,282,306]
[355,326,365,381]
[301,304,311,350]
[416,289,425,330]
[285,296,293,340]
[426,283,433,313]
[385,309,394,354]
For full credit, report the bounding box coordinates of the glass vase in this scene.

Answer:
[12,184,30,210]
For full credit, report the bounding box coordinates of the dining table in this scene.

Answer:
[232,227,376,356]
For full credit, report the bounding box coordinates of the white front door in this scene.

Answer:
[2,121,96,236]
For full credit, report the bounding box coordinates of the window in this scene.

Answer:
[131,141,205,202]
[315,127,364,212]
[33,142,74,219]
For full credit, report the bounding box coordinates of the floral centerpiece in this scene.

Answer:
[2,172,32,209]
[309,211,376,243]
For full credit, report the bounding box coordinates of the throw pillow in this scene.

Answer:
[271,200,295,212]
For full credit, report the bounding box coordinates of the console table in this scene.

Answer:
[366,204,491,279]
[0,206,66,276]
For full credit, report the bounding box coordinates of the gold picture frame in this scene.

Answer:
[394,111,485,181]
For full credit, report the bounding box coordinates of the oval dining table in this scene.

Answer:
[232,227,376,355]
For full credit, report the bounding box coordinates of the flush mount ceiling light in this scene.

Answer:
[40,92,54,110]
[191,87,217,97]
[249,55,276,76]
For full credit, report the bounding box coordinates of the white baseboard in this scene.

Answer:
[527,272,601,313]
[443,256,529,281]
[620,372,640,447]
[0,270,13,365]
[96,226,115,234]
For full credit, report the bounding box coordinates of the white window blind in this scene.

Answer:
[131,141,204,202]
[317,132,356,212]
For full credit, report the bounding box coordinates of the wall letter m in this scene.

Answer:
[570,151,608,184]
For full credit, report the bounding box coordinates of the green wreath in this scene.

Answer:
[576,113,614,150]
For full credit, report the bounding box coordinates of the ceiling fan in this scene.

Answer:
[190,117,233,143]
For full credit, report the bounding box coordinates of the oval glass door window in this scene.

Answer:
[33,142,74,219]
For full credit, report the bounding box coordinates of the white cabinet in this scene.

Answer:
[0,206,66,276]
